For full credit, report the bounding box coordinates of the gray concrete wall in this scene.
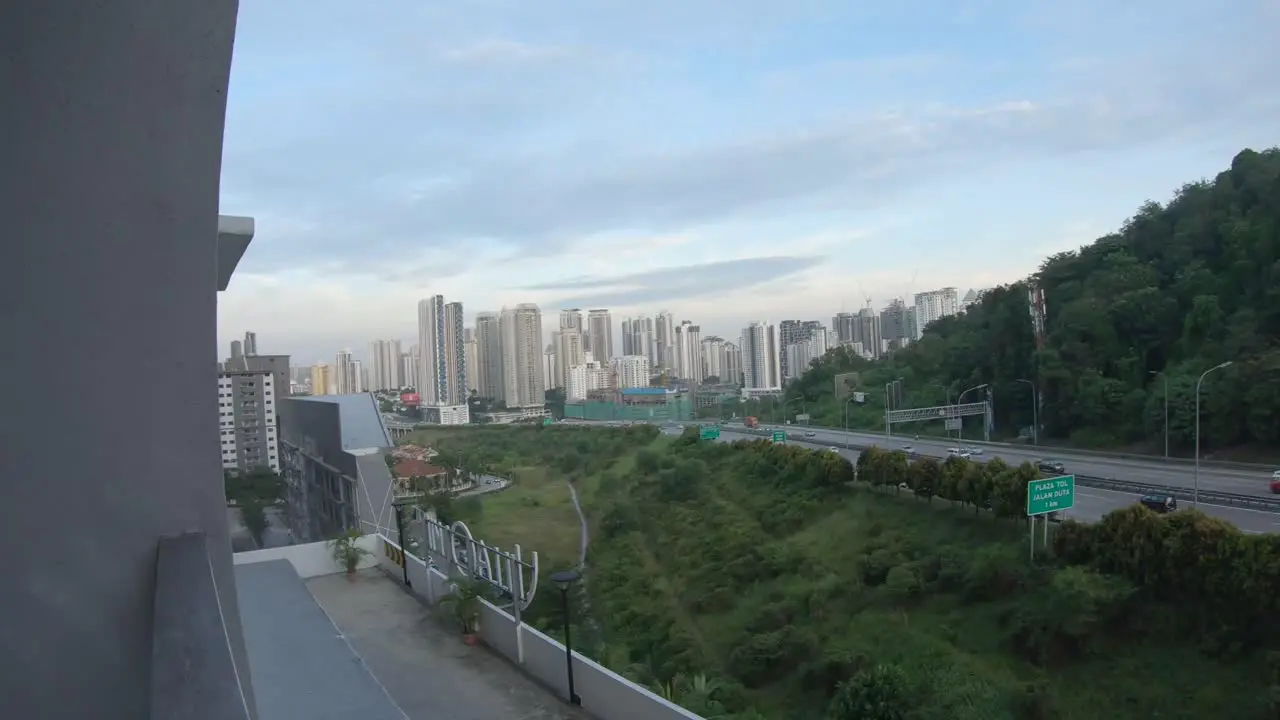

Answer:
[0,1,252,718]
[374,538,702,720]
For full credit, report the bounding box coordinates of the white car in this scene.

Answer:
[947,448,972,459]
[964,447,983,456]
[828,447,840,454]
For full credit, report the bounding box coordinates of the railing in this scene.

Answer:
[373,535,704,720]
[719,427,1280,512]
[152,532,253,720]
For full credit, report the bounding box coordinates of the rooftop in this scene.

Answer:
[292,392,394,451]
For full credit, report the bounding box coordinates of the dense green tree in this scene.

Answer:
[787,148,1280,454]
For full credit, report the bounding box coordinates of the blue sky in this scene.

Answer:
[216,0,1280,363]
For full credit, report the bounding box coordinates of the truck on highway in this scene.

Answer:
[745,416,760,429]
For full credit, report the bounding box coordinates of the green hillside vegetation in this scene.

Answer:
[780,148,1280,459]
[408,425,1280,719]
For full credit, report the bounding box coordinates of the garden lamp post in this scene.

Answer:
[1015,379,1037,446]
[1149,370,1168,459]
[550,569,582,706]
[1194,361,1232,508]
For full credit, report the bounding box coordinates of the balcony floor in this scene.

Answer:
[307,568,591,719]
[237,557,590,720]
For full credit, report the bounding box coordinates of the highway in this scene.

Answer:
[710,428,1280,535]
[740,424,1277,498]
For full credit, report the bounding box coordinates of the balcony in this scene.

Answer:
[165,533,707,719]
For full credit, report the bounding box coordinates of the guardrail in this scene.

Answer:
[716,427,1280,513]
[1069,476,1280,512]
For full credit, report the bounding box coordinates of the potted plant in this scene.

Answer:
[439,575,491,645]
[328,529,369,581]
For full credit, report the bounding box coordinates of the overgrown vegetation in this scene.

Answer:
[783,147,1280,459]
[405,425,1280,719]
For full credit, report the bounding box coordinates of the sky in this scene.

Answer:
[216,0,1280,364]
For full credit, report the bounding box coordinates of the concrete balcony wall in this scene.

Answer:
[375,537,703,720]
[0,1,248,718]
[235,535,381,579]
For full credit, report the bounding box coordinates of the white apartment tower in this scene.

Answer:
[554,328,586,391]
[335,349,355,394]
[586,309,614,360]
[417,295,468,406]
[674,321,703,384]
[368,339,403,391]
[740,322,780,390]
[913,287,960,340]
[217,369,279,472]
[463,328,479,395]
[612,355,651,389]
[500,304,546,408]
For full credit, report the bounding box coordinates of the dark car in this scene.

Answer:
[1139,495,1177,514]
[1037,459,1066,474]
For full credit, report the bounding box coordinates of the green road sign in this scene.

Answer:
[699,425,720,440]
[771,430,786,444]
[1027,475,1075,516]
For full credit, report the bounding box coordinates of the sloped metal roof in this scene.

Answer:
[292,392,393,450]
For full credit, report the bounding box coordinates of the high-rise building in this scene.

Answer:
[612,355,651,389]
[701,337,725,380]
[500,304,546,408]
[655,312,676,373]
[217,369,279,473]
[310,362,333,396]
[347,359,364,394]
[417,296,468,406]
[243,331,257,356]
[368,339,403,391]
[230,339,243,360]
[559,308,583,333]
[463,328,479,395]
[778,320,825,380]
[335,349,355,394]
[722,341,743,387]
[554,328,586,390]
[225,351,291,400]
[831,313,857,345]
[785,329,830,380]
[674,321,702,383]
[620,318,634,356]
[879,299,911,351]
[741,322,780,390]
[586,309,614,360]
[543,345,558,391]
[913,287,960,339]
[473,312,503,401]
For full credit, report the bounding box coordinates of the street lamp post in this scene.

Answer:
[1015,379,1037,446]
[550,569,582,706]
[1150,370,1169,460]
[842,396,858,449]
[883,382,893,437]
[1194,361,1232,508]
[956,383,989,442]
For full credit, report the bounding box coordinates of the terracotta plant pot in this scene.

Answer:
[462,633,478,646]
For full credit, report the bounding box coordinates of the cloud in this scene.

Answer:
[522,256,824,308]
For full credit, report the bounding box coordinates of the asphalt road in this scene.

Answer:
[733,424,1277,498]
[711,429,1280,535]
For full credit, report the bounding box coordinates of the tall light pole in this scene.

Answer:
[842,395,858,449]
[883,382,894,437]
[784,396,806,425]
[550,569,582,705]
[956,383,989,442]
[1149,370,1168,460]
[1194,361,1232,507]
[1015,379,1037,446]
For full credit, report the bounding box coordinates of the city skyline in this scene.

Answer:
[214,3,1277,363]
[220,284,985,367]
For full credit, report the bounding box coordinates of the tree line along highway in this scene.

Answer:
[567,419,1280,535]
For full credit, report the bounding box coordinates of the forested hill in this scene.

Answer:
[791,147,1280,454]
